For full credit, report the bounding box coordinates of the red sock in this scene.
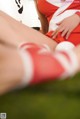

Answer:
[18,43,79,87]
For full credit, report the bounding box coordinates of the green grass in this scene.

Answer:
[0,73,80,119]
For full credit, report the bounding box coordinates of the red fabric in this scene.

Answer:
[66,0,80,10]
[38,0,80,21]
[20,43,72,85]
[75,11,80,16]
[37,0,58,22]
[67,25,80,46]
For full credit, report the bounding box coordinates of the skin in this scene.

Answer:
[0,10,57,51]
[34,0,49,34]
[0,44,24,95]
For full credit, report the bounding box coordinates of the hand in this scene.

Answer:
[51,14,80,39]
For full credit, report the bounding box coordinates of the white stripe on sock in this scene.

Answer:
[18,49,34,88]
[54,50,79,79]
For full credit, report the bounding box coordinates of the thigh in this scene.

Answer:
[0,11,57,51]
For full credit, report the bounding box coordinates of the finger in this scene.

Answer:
[59,26,65,32]
[52,25,65,36]
[52,29,59,39]
[51,30,57,36]
[52,21,65,38]
[52,26,64,39]
[66,30,72,39]
[61,28,69,37]
[51,28,58,36]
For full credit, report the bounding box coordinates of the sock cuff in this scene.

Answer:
[17,49,34,88]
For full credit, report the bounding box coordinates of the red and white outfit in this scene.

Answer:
[38,0,80,46]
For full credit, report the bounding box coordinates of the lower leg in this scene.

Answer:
[0,44,24,94]
[19,43,80,85]
[0,43,80,95]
